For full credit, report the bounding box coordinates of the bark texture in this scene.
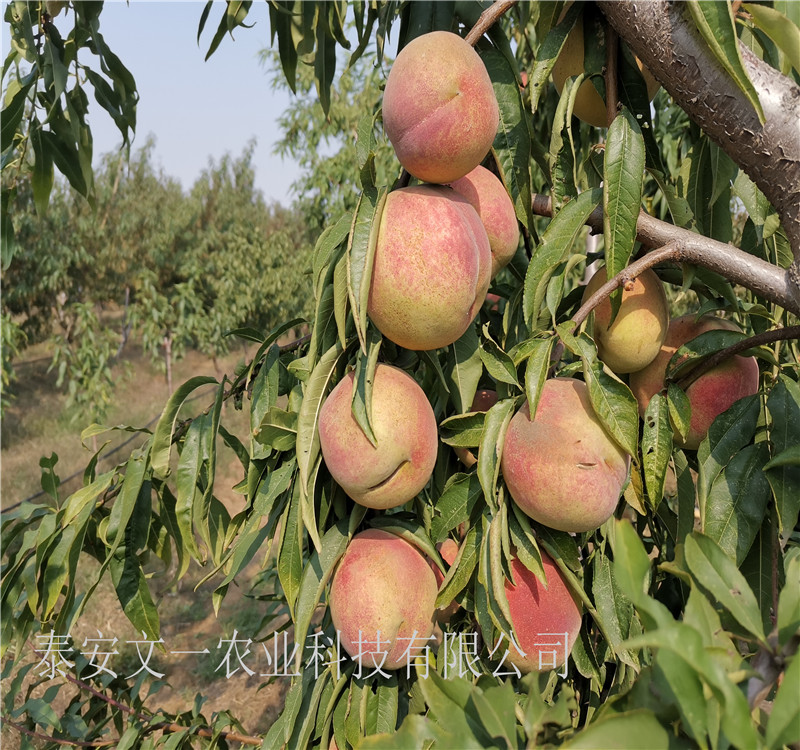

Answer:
[600,1,800,277]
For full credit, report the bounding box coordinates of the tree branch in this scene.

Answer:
[604,23,619,127]
[464,0,519,46]
[531,194,800,315]
[600,1,800,268]
[673,325,800,392]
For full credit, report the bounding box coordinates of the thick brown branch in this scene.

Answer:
[532,194,800,315]
[673,325,800,391]
[600,1,800,266]
[464,0,519,46]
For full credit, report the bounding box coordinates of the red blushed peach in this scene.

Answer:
[449,166,520,277]
[629,314,760,450]
[501,378,629,533]
[498,552,582,674]
[318,364,438,509]
[382,31,499,184]
[454,389,499,468]
[329,529,438,670]
[582,267,669,374]
[368,185,491,351]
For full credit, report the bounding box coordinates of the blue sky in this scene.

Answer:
[6,1,305,205]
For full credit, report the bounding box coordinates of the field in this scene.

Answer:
[2,334,291,746]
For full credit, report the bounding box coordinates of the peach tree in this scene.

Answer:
[2,1,800,748]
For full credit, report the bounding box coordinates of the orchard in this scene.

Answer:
[2,1,800,749]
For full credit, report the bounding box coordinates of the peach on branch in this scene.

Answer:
[488,551,582,674]
[551,7,660,128]
[581,267,669,374]
[382,31,499,183]
[329,529,438,670]
[501,378,629,533]
[367,185,491,351]
[449,166,520,276]
[628,314,760,450]
[318,363,438,509]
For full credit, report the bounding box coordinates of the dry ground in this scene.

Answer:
[2,336,293,747]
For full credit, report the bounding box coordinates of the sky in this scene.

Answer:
[4,1,305,205]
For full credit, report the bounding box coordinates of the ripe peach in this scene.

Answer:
[628,315,760,450]
[501,378,629,532]
[455,389,499,468]
[449,166,520,277]
[383,31,499,183]
[318,364,438,509]
[329,529,438,670]
[368,185,491,351]
[581,267,669,374]
[551,7,660,128]
[487,551,582,674]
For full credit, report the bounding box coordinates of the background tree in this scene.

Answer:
[2,2,799,749]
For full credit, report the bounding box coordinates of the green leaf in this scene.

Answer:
[653,650,709,747]
[744,3,800,75]
[347,188,387,352]
[436,526,479,609]
[293,508,365,669]
[314,8,336,116]
[278,481,304,619]
[777,549,800,647]
[431,472,483,544]
[702,442,771,565]
[523,189,601,326]
[696,393,760,509]
[152,376,217,480]
[603,109,645,312]
[523,338,553,418]
[350,327,382,447]
[592,553,638,669]
[641,393,672,508]
[479,45,534,231]
[439,411,487,448]
[479,338,519,387]
[684,532,766,642]
[667,383,692,445]
[766,653,800,750]
[666,329,748,382]
[609,519,650,606]
[564,709,671,749]
[765,377,800,533]
[687,0,765,121]
[30,123,54,216]
[478,399,516,512]
[296,341,346,496]
[447,323,483,413]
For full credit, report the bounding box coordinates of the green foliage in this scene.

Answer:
[2,1,800,749]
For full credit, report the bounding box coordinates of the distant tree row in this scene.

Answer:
[2,141,314,418]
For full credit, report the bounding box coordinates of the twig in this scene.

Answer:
[3,719,117,747]
[673,325,800,392]
[531,194,800,315]
[549,242,683,371]
[27,645,264,747]
[465,0,519,46]
[604,22,619,127]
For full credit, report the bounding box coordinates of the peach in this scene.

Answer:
[551,6,660,128]
[382,31,499,183]
[429,538,461,622]
[496,552,582,674]
[329,529,438,670]
[581,267,669,374]
[449,166,520,276]
[501,378,629,532]
[454,389,499,468]
[367,185,491,351]
[318,364,438,509]
[628,315,760,450]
